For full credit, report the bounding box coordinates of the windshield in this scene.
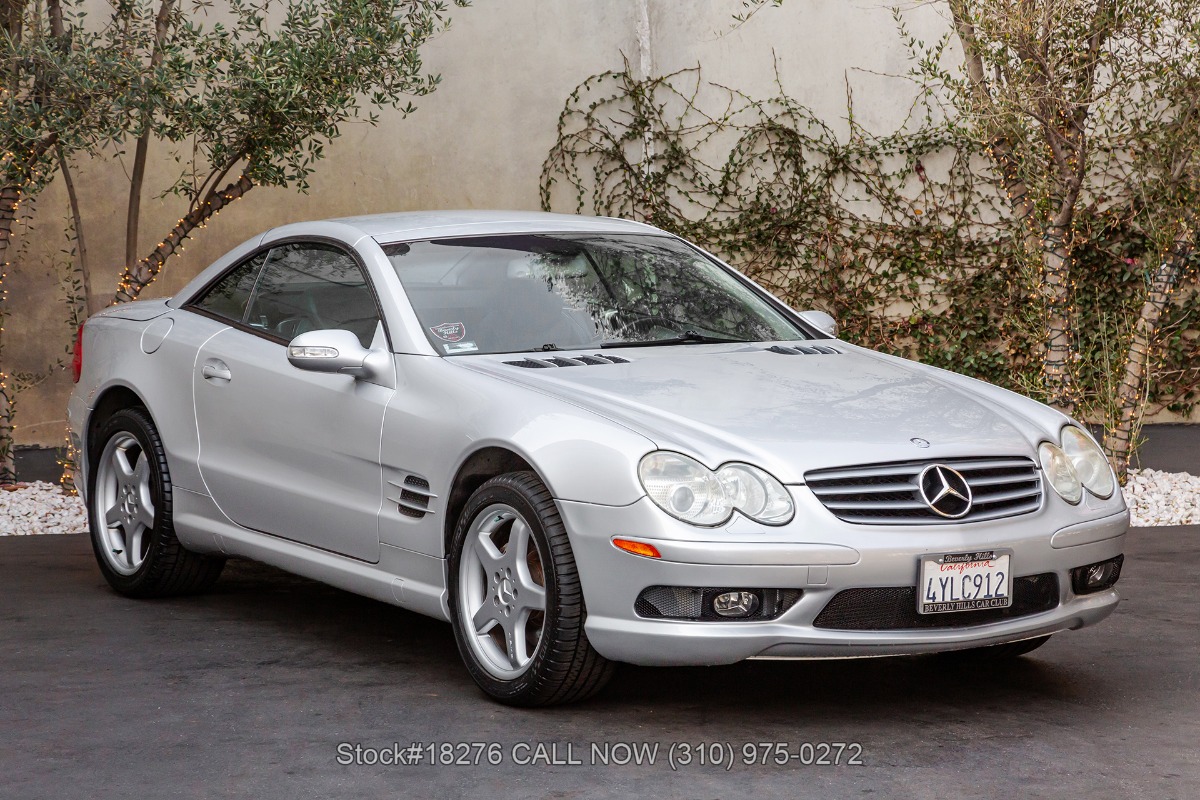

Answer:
[383,233,809,355]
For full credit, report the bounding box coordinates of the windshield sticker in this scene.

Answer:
[430,322,466,342]
[443,341,478,354]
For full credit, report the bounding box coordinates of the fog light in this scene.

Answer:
[1070,555,1124,594]
[712,591,761,618]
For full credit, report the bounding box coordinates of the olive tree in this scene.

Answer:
[107,0,468,304]
[0,0,467,482]
[0,0,137,480]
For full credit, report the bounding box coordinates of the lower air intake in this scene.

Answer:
[812,573,1059,630]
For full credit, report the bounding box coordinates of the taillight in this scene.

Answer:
[72,323,84,383]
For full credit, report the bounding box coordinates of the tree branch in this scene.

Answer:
[124,0,177,272]
[113,174,254,304]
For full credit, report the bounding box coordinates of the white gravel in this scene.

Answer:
[0,482,88,536]
[0,470,1196,535]
[1123,469,1200,527]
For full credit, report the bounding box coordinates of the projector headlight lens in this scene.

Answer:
[638,452,732,526]
[1039,442,1082,504]
[1060,425,1116,499]
[716,463,795,524]
[638,452,794,526]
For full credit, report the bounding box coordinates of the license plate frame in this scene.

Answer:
[918,550,1013,614]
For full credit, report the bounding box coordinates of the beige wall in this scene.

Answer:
[8,1,1192,448]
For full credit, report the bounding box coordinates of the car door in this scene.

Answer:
[188,241,392,563]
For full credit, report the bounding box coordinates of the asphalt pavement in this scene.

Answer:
[2,526,1197,799]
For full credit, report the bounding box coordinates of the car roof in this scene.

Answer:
[168,210,671,311]
[325,210,661,242]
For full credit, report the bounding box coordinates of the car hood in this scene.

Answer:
[459,344,1049,483]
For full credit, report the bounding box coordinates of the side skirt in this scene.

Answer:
[172,487,450,621]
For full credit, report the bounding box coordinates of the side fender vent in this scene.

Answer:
[389,474,437,519]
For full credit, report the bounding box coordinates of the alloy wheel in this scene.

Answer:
[456,503,549,680]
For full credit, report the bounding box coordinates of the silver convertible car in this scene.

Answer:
[69,211,1127,705]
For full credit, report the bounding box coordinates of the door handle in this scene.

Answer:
[201,359,232,382]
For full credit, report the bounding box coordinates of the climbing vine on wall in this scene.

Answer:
[540,66,1199,425]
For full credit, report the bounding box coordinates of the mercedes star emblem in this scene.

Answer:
[918,464,973,518]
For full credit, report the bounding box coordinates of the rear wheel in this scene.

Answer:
[88,408,224,597]
[448,471,614,706]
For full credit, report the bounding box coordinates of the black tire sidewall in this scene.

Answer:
[87,408,173,595]
[447,476,567,703]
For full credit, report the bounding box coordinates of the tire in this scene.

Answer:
[447,471,614,706]
[938,634,1052,664]
[87,407,225,597]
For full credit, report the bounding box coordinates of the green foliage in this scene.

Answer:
[1071,212,1200,416]
[540,66,1199,416]
[0,3,137,190]
[144,0,466,198]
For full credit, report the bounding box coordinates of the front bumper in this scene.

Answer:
[557,495,1127,666]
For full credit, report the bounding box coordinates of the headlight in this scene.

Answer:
[715,464,794,524]
[638,452,732,525]
[638,452,794,526]
[1060,425,1115,499]
[1038,442,1082,504]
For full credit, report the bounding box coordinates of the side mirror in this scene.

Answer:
[798,310,838,338]
[287,329,391,384]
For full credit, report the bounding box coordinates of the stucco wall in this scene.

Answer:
[7,0,1191,448]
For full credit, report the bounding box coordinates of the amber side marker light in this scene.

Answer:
[612,538,661,559]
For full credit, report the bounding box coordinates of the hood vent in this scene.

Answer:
[767,344,841,355]
[504,354,630,369]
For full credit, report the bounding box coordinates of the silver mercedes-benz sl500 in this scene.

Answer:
[68,211,1127,705]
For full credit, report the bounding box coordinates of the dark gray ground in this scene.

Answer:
[2,527,1197,800]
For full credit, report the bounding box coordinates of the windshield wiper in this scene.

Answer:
[601,330,752,348]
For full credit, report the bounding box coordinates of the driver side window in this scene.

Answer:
[244,243,382,348]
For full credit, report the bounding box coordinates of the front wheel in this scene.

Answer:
[448,472,614,706]
[88,408,225,597]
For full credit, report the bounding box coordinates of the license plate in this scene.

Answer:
[919,551,1012,614]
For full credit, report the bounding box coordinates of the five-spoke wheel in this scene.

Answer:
[93,432,157,576]
[448,471,614,706]
[457,504,548,679]
[87,408,224,597]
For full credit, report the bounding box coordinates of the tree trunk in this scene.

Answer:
[124,0,177,271]
[0,185,24,483]
[0,184,20,277]
[1040,224,1076,413]
[113,175,253,304]
[1105,233,1195,478]
[947,2,1042,259]
[0,382,13,483]
[56,146,95,316]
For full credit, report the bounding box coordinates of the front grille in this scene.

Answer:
[805,457,1042,525]
[812,573,1059,631]
[635,586,803,621]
